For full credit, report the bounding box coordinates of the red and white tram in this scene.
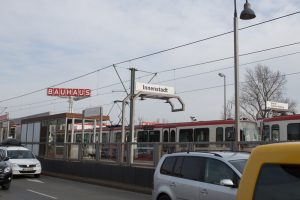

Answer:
[75,119,259,144]
[262,114,300,141]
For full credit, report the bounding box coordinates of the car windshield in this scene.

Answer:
[7,150,35,159]
[229,159,248,173]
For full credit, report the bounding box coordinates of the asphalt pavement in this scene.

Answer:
[0,175,152,200]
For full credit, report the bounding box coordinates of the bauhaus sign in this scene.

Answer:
[47,88,91,97]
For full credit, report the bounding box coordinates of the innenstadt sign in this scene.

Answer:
[135,82,175,95]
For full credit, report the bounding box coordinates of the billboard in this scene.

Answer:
[266,101,288,110]
[83,107,102,118]
[47,88,91,97]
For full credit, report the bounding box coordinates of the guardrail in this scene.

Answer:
[18,141,277,167]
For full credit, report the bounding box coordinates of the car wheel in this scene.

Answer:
[2,183,10,190]
[158,194,171,200]
[34,174,40,178]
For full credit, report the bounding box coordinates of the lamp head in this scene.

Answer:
[218,73,225,77]
[240,0,256,20]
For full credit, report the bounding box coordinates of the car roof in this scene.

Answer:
[250,142,300,164]
[164,151,250,161]
[0,146,30,151]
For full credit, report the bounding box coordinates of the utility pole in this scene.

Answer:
[129,68,136,143]
[128,68,136,163]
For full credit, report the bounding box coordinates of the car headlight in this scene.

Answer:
[36,162,41,167]
[4,167,11,173]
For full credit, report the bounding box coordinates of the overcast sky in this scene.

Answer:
[1,0,300,123]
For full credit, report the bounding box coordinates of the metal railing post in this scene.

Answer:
[95,142,100,161]
[153,143,160,167]
[127,142,131,165]
[78,143,82,161]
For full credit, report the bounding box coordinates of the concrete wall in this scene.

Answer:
[39,158,154,194]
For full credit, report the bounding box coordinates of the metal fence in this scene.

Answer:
[20,141,277,167]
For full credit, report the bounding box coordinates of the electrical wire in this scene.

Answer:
[4,49,300,110]
[176,71,300,94]
[155,51,300,84]
[1,10,299,104]
[7,50,300,114]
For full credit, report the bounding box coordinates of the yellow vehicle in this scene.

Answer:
[236,142,300,200]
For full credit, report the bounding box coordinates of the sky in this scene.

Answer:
[0,0,300,124]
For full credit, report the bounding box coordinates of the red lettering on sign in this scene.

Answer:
[47,88,91,97]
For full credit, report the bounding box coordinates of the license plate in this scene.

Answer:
[22,168,34,171]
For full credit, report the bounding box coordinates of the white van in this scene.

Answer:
[153,152,249,200]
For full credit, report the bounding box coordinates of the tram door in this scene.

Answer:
[162,128,176,153]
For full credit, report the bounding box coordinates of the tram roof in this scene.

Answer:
[263,114,300,122]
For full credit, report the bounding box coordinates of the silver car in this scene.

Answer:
[152,152,249,200]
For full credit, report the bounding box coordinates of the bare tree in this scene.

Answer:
[240,64,296,120]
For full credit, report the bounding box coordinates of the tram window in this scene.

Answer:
[115,132,122,143]
[287,123,300,140]
[84,133,90,143]
[149,131,160,142]
[137,131,148,142]
[74,133,90,143]
[170,130,176,142]
[179,129,193,142]
[240,130,245,141]
[163,131,169,142]
[194,128,209,142]
[56,133,65,143]
[102,133,108,143]
[75,134,81,143]
[262,125,270,141]
[271,125,280,141]
[216,127,223,142]
[225,127,234,141]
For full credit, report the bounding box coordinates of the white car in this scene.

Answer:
[153,152,250,200]
[0,146,41,178]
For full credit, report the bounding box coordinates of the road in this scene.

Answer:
[0,175,152,200]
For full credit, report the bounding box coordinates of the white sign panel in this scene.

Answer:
[83,107,102,117]
[135,82,175,95]
[266,101,288,110]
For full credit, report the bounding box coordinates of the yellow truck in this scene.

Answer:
[236,142,300,200]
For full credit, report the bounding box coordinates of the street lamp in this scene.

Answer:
[233,0,256,151]
[218,73,226,120]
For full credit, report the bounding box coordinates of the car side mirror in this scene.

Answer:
[220,179,234,187]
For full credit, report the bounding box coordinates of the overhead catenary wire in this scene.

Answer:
[93,43,300,94]
[155,51,300,84]
[9,69,300,114]
[1,10,299,104]
[7,50,300,113]
[176,71,300,94]
[5,47,300,111]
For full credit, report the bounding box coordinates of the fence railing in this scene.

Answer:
[18,141,279,167]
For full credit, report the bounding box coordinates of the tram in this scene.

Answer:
[74,119,259,144]
[261,114,300,141]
